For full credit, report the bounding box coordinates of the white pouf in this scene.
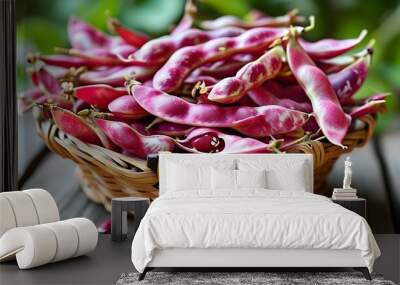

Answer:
[24,189,60,224]
[0,218,98,269]
[1,191,39,227]
[0,189,60,238]
[0,196,17,237]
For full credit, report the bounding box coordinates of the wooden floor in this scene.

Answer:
[0,234,398,285]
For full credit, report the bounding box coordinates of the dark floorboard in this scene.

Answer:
[0,235,398,285]
[21,153,109,226]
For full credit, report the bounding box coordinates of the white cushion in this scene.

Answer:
[212,169,237,190]
[165,159,236,193]
[0,218,97,269]
[266,162,308,191]
[238,159,310,192]
[236,169,267,189]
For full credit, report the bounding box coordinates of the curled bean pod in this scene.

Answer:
[131,27,244,66]
[130,85,309,137]
[349,98,387,119]
[208,46,285,103]
[148,121,194,136]
[317,55,357,74]
[177,128,274,154]
[79,66,155,86]
[108,95,148,119]
[200,10,301,29]
[153,27,290,92]
[107,18,149,48]
[352,93,391,106]
[74,84,126,109]
[287,29,351,147]
[68,17,121,51]
[96,119,175,159]
[51,106,106,146]
[248,86,312,112]
[299,30,367,60]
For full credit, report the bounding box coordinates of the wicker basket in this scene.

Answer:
[34,108,376,211]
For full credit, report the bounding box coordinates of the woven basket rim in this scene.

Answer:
[34,109,376,210]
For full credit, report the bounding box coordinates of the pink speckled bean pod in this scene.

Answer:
[329,50,371,101]
[31,66,62,95]
[74,84,126,109]
[96,119,175,159]
[343,93,391,107]
[51,106,113,148]
[60,47,157,68]
[130,27,244,66]
[200,10,301,29]
[247,86,312,113]
[39,54,106,69]
[153,27,290,92]
[197,54,258,78]
[130,85,309,137]
[299,30,367,60]
[287,29,351,147]
[177,128,274,154]
[208,46,285,103]
[148,121,194,136]
[262,81,309,103]
[317,55,357,74]
[68,17,122,51]
[108,95,148,120]
[79,66,155,86]
[262,49,371,105]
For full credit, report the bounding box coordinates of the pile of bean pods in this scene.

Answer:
[22,1,388,159]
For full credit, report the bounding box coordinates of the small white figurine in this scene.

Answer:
[342,156,353,189]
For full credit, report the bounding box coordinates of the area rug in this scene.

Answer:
[116,271,395,285]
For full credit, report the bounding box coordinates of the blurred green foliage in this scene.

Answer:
[17,0,399,132]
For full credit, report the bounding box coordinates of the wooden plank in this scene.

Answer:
[17,112,45,177]
[382,132,400,230]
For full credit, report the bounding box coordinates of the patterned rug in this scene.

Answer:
[117,271,395,285]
